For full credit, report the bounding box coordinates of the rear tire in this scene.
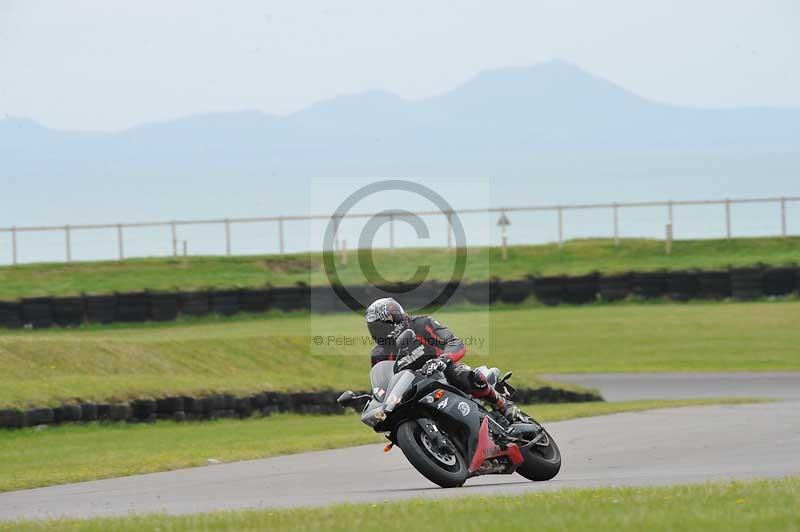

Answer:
[515,428,562,481]
[396,420,467,488]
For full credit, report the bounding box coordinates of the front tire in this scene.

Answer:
[515,428,562,481]
[396,420,467,488]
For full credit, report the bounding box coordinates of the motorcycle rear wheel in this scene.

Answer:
[397,420,467,488]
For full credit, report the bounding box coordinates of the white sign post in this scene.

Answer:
[497,212,511,261]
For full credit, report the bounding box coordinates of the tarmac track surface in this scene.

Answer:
[1,398,799,521]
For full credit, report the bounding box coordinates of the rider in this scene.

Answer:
[365,297,521,422]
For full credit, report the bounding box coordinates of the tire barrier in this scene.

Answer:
[85,294,117,324]
[532,276,564,306]
[210,289,240,316]
[179,290,210,317]
[52,297,85,327]
[21,297,54,329]
[464,280,500,305]
[271,284,309,312]
[764,267,797,296]
[239,288,271,314]
[698,271,731,299]
[667,271,700,302]
[632,272,668,299]
[563,274,599,304]
[80,403,98,422]
[0,265,798,330]
[149,292,180,321]
[309,285,344,314]
[730,267,765,301]
[0,301,22,329]
[116,292,149,322]
[499,278,533,304]
[0,384,602,429]
[598,274,632,302]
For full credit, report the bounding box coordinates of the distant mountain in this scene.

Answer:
[3,59,800,261]
[2,60,798,180]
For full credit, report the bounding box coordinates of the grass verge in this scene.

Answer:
[0,301,798,408]
[8,476,798,531]
[1,236,798,298]
[0,398,764,493]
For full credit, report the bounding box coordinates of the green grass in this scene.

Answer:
[0,398,763,493]
[0,236,798,299]
[8,476,799,531]
[1,301,798,408]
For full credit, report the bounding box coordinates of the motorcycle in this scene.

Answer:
[337,330,561,488]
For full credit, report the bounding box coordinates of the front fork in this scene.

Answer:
[416,417,455,454]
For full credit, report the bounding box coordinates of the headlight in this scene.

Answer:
[373,408,387,421]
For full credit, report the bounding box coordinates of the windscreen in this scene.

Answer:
[369,360,395,402]
[383,370,415,413]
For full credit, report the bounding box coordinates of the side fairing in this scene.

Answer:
[418,389,482,458]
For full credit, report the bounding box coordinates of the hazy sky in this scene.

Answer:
[1,0,798,131]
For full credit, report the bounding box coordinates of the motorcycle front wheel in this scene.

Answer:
[396,420,467,488]
[515,425,562,481]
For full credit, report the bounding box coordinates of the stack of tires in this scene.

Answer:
[148,292,180,321]
[0,301,22,329]
[21,297,53,328]
[85,294,117,324]
[115,292,149,322]
[763,266,797,297]
[392,281,440,313]
[463,280,500,306]
[697,271,731,299]
[632,272,668,300]
[598,274,632,302]
[499,278,533,304]
[730,267,764,301]
[532,276,563,306]
[52,296,85,327]
[209,289,240,316]
[562,274,598,304]
[667,271,699,302]
[309,284,343,313]
[239,288,271,314]
[179,290,210,317]
[271,283,310,312]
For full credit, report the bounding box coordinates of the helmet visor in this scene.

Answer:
[368,320,403,342]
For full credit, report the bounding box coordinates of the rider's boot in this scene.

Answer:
[469,371,521,422]
[487,386,522,422]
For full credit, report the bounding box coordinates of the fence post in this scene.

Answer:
[333,215,341,252]
[612,203,619,246]
[65,225,72,263]
[780,197,787,237]
[667,200,674,234]
[446,211,453,249]
[665,223,673,255]
[278,217,285,255]
[389,212,395,253]
[224,219,231,256]
[725,199,732,239]
[557,207,564,248]
[11,226,17,265]
[117,224,124,260]
[171,222,178,257]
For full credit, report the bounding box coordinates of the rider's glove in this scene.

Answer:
[421,357,451,376]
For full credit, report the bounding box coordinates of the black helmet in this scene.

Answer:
[365,298,408,343]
